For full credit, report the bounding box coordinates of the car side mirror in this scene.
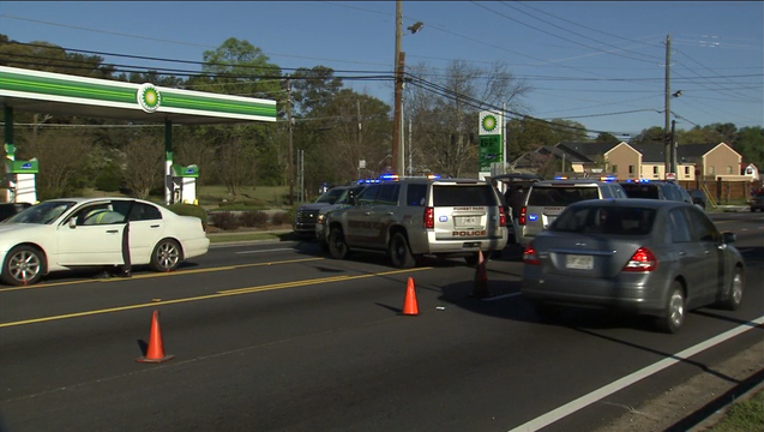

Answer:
[68,217,77,229]
[722,232,736,244]
[347,191,357,206]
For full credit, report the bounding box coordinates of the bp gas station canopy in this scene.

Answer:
[0,65,278,204]
[0,65,277,124]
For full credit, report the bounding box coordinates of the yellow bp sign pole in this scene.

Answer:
[478,110,504,179]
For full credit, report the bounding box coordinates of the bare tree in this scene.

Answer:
[405,60,531,177]
[174,134,215,188]
[19,129,95,199]
[123,136,163,199]
[215,135,256,200]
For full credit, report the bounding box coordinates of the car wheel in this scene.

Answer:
[657,282,686,334]
[318,237,330,254]
[534,303,562,323]
[150,238,182,272]
[2,245,45,286]
[328,227,348,260]
[719,267,744,311]
[389,233,415,269]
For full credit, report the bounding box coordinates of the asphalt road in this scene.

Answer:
[0,212,762,432]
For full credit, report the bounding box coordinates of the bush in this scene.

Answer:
[239,210,269,228]
[166,203,208,229]
[95,169,123,192]
[211,211,241,230]
[270,211,289,226]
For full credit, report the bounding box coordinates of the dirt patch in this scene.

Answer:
[593,340,764,432]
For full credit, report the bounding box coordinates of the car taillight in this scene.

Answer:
[622,247,657,272]
[424,206,434,229]
[499,206,507,227]
[519,206,527,225]
[523,243,540,265]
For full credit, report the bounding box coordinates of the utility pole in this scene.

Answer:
[408,117,413,175]
[391,0,403,174]
[664,34,672,179]
[356,99,363,179]
[287,77,294,206]
[502,101,507,173]
[671,119,677,178]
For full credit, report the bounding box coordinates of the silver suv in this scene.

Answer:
[322,177,509,268]
[516,179,626,245]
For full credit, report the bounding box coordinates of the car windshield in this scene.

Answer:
[621,184,660,199]
[4,201,77,225]
[552,205,657,235]
[315,188,346,204]
[527,186,599,206]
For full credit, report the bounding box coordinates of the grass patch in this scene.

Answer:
[198,185,289,207]
[708,388,764,432]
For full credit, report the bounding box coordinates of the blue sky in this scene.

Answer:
[0,1,761,138]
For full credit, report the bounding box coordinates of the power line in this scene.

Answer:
[0,40,395,75]
[0,13,391,68]
[676,49,761,103]
[543,108,661,120]
[406,73,635,136]
[0,58,394,82]
[511,1,664,51]
[472,1,660,65]
[498,1,663,63]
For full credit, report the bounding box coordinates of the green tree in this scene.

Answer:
[633,126,665,146]
[734,126,764,169]
[291,66,343,117]
[595,132,621,145]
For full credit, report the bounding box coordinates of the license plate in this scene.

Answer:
[565,254,593,270]
[458,216,479,226]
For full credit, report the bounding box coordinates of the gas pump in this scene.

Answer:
[4,145,38,204]
[170,163,199,205]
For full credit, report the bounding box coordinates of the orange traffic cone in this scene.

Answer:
[136,310,175,363]
[471,250,491,299]
[401,277,420,316]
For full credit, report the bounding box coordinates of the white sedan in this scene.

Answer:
[0,197,210,286]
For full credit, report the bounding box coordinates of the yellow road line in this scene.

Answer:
[0,267,433,329]
[0,257,324,293]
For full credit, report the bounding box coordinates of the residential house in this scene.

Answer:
[509,141,743,182]
[743,163,760,181]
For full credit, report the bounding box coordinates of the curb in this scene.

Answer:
[675,368,764,432]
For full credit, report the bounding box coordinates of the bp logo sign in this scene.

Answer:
[137,83,161,113]
[481,114,498,133]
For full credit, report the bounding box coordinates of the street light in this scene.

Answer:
[407,22,424,34]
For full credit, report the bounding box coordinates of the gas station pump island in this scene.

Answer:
[0,66,277,205]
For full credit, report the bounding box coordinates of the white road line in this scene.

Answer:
[507,315,764,432]
[236,248,295,255]
[483,292,522,302]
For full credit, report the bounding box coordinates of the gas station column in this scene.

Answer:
[164,118,173,206]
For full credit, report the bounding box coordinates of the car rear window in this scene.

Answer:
[433,185,498,206]
[527,186,599,207]
[552,206,657,235]
[621,184,660,199]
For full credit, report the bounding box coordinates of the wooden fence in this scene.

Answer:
[678,179,759,203]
